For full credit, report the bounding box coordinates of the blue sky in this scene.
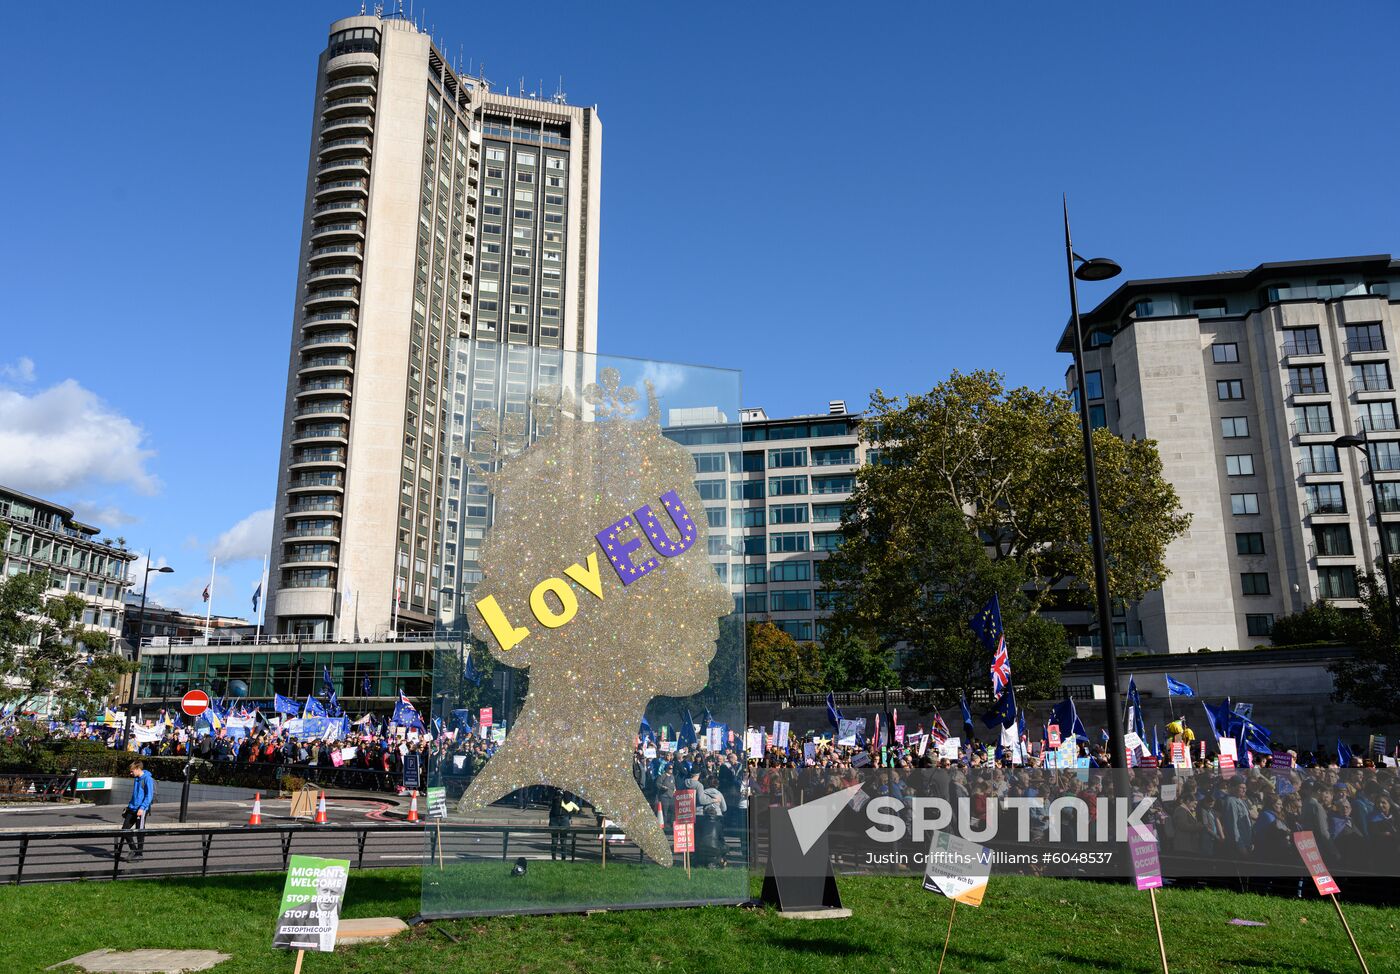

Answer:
[1,1,1396,617]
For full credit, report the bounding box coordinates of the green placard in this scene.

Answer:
[272,855,350,953]
[427,785,448,819]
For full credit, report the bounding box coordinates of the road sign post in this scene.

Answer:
[180,690,210,718]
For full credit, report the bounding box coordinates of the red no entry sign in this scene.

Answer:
[181,690,211,717]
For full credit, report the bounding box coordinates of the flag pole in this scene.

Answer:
[1331,893,1370,973]
[935,900,957,974]
[204,557,216,641]
[1149,887,1169,973]
[254,554,268,643]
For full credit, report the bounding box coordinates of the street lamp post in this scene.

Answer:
[1062,198,1128,769]
[1333,430,1397,634]
[119,554,174,750]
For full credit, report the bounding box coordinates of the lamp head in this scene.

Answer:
[1074,256,1122,282]
[1334,434,1367,451]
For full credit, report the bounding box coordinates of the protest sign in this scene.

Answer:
[673,821,694,854]
[426,786,448,819]
[1047,724,1061,749]
[479,707,493,729]
[643,745,657,759]
[746,729,763,759]
[837,718,864,747]
[803,742,817,762]
[1057,738,1079,768]
[705,726,723,751]
[272,855,349,954]
[922,830,990,907]
[1292,831,1340,896]
[895,724,906,744]
[773,721,790,750]
[674,788,696,825]
[852,751,872,768]
[1170,741,1188,769]
[1124,731,1142,754]
[660,740,677,753]
[1129,827,1163,891]
[1368,734,1386,757]
[939,737,961,761]
[1160,783,1178,803]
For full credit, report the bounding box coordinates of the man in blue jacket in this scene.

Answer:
[121,760,155,860]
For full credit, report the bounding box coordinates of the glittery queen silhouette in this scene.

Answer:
[455,368,733,865]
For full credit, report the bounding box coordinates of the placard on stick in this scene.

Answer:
[272,854,350,971]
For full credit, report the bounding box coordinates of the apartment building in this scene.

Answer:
[1061,254,1400,653]
[265,13,600,640]
[0,484,135,644]
[668,401,862,643]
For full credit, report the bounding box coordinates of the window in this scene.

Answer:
[1084,370,1103,401]
[1305,483,1346,515]
[770,590,812,612]
[1359,400,1398,432]
[705,508,726,528]
[1212,342,1239,364]
[744,593,767,614]
[1287,366,1327,395]
[811,446,856,466]
[1318,567,1359,599]
[1345,322,1385,353]
[731,480,765,501]
[1230,493,1259,515]
[812,503,847,523]
[1235,532,1265,555]
[694,452,725,474]
[770,531,809,553]
[769,475,808,496]
[1351,362,1392,392]
[1088,405,1107,429]
[768,447,807,468]
[741,536,765,556]
[740,452,765,472]
[737,507,765,528]
[744,563,767,585]
[769,503,809,524]
[1220,416,1250,438]
[1379,481,1400,514]
[769,561,811,582]
[812,474,855,494]
[1313,525,1353,556]
[1240,572,1270,595]
[1283,326,1322,356]
[695,479,725,501]
[774,620,812,641]
[1292,404,1333,435]
[1246,614,1274,637]
[1217,380,1245,400]
[1225,454,1254,477]
[812,532,843,552]
[1371,441,1400,471]
[1299,444,1339,474]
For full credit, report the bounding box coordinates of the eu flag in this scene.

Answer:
[960,695,975,741]
[1126,675,1145,739]
[273,693,299,717]
[981,687,1017,730]
[302,696,327,718]
[1165,675,1195,698]
[678,708,699,749]
[825,692,842,730]
[1049,697,1089,742]
[971,595,1012,695]
[1338,739,1354,766]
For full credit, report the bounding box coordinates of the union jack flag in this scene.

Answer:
[990,641,1012,696]
[930,713,951,742]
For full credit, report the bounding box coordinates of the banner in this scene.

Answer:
[674,788,696,825]
[272,855,350,953]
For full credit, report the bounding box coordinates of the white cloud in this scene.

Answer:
[211,508,274,564]
[0,379,158,495]
[639,362,686,397]
[1,357,35,383]
[70,500,137,531]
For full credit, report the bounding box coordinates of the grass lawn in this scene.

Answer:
[1,866,1396,974]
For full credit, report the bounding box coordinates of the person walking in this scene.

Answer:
[121,760,155,861]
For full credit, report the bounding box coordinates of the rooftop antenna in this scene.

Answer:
[553,76,567,104]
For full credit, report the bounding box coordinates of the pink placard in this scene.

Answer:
[1129,826,1163,891]
[1293,831,1340,896]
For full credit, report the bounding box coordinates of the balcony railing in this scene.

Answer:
[301,332,354,348]
[300,379,350,393]
[1308,541,1355,559]
[1305,498,1347,516]
[1346,336,1388,354]
[319,137,371,154]
[1286,381,1329,397]
[304,310,357,324]
[1348,376,1393,393]
[307,266,360,283]
[309,222,365,237]
[300,355,352,369]
[288,475,343,489]
[325,95,373,111]
[293,425,347,440]
[1357,414,1400,432]
[1369,452,1400,472]
[1369,497,1400,515]
[1269,284,1369,302]
[1290,419,1335,436]
[309,244,362,260]
[292,449,345,464]
[283,551,338,564]
[315,179,368,194]
[294,402,350,417]
[287,501,342,514]
[284,526,341,539]
[1281,339,1324,357]
[1296,455,1340,475]
[305,288,358,302]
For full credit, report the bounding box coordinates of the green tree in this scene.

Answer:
[818,629,898,692]
[859,371,1190,609]
[0,568,135,717]
[1326,575,1400,724]
[1270,599,1372,647]
[746,621,825,694]
[820,498,1069,701]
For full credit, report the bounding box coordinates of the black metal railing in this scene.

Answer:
[0,771,77,802]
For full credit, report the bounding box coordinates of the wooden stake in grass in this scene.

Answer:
[436,821,444,871]
[292,948,304,974]
[935,900,956,974]
[1148,887,1169,974]
[1330,893,1370,974]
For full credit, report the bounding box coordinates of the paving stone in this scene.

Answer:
[335,916,410,944]
[49,948,230,973]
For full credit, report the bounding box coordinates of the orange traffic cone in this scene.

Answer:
[313,791,328,825]
[248,792,263,826]
[656,801,665,828]
[407,790,419,823]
